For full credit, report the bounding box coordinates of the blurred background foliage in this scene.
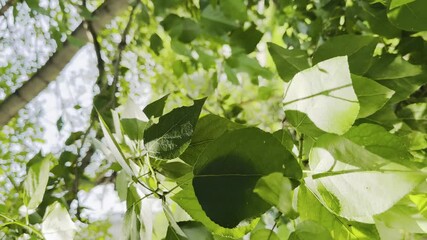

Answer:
[0,0,427,238]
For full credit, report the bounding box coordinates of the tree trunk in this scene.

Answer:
[0,0,130,127]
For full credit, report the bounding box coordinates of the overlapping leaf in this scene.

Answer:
[283,56,359,136]
[307,134,426,223]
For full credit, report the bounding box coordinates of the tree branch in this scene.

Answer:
[0,0,17,18]
[0,0,130,128]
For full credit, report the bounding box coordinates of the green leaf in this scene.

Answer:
[307,134,426,223]
[201,5,238,35]
[192,128,301,228]
[116,170,130,201]
[230,25,263,54]
[387,0,427,31]
[272,129,295,154]
[377,74,427,104]
[298,185,380,240]
[123,205,141,240]
[42,202,76,239]
[250,229,280,240]
[143,94,169,119]
[219,0,247,22]
[139,3,150,24]
[224,63,239,85]
[359,2,401,38]
[144,98,206,159]
[253,172,293,214]
[23,153,51,210]
[161,15,200,43]
[149,33,163,55]
[172,179,258,238]
[312,35,378,75]
[389,0,416,9]
[375,196,427,233]
[343,123,413,167]
[121,118,147,141]
[99,113,135,176]
[289,221,333,240]
[226,54,272,79]
[352,74,394,118]
[180,114,243,166]
[155,159,192,179]
[65,131,84,145]
[267,43,310,82]
[409,193,427,218]
[396,103,427,133]
[164,221,214,240]
[366,54,423,80]
[56,116,63,132]
[283,56,359,136]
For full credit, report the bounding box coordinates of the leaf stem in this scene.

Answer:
[0,213,44,239]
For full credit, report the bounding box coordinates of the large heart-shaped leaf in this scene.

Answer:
[298,185,380,240]
[192,128,301,228]
[283,56,359,136]
[307,134,426,223]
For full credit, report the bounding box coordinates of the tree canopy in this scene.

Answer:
[0,0,427,239]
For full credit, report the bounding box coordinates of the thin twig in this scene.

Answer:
[110,1,140,106]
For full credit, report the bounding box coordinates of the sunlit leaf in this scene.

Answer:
[298,185,380,240]
[23,153,51,210]
[254,172,293,214]
[289,220,333,240]
[307,134,426,223]
[42,202,76,240]
[283,56,359,136]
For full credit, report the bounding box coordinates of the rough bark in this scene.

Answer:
[0,0,130,127]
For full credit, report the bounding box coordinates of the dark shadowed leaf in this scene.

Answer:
[164,221,214,240]
[268,43,310,82]
[143,94,170,119]
[230,26,263,54]
[312,35,378,75]
[192,128,301,228]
